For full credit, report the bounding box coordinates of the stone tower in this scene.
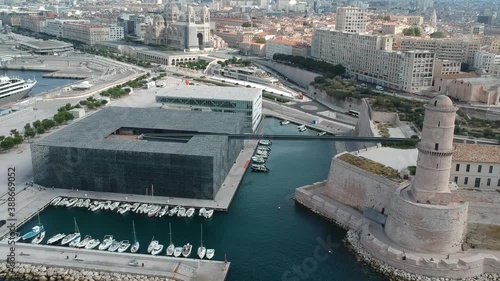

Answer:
[385,95,468,254]
[411,95,457,204]
[430,9,437,28]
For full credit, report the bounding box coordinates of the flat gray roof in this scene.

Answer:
[33,107,244,157]
[20,40,73,49]
[156,86,262,102]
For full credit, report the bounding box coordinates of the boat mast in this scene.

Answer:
[74,217,79,233]
[200,224,203,247]
[169,223,172,245]
[132,220,137,242]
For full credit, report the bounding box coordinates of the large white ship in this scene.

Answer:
[0,76,37,106]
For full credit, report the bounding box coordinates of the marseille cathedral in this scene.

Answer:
[144,3,213,52]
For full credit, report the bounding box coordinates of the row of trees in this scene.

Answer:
[178,60,209,70]
[218,57,252,67]
[272,54,345,77]
[80,96,108,110]
[0,130,23,151]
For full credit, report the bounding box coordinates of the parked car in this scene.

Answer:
[375,85,384,91]
[0,220,6,228]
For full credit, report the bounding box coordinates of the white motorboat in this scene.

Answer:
[177,207,186,217]
[173,246,183,257]
[197,225,206,259]
[31,231,45,244]
[61,218,81,246]
[206,249,215,259]
[47,233,65,245]
[151,244,163,256]
[256,149,269,155]
[186,208,195,218]
[131,203,140,212]
[257,146,271,151]
[136,204,147,213]
[89,202,102,212]
[255,151,268,158]
[251,157,265,164]
[66,198,78,207]
[82,199,91,208]
[147,237,159,253]
[199,208,206,217]
[75,235,92,248]
[50,197,62,205]
[69,236,81,248]
[204,209,214,219]
[117,205,130,215]
[182,243,192,258]
[157,206,168,217]
[85,239,100,249]
[168,206,179,216]
[108,240,121,252]
[58,198,69,206]
[102,201,112,210]
[117,240,131,253]
[258,140,272,146]
[75,199,84,207]
[298,125,306,132]
[147,205,161,217]
[142,205,153,214]
[280,120,290,125]
[166,223,174,256]
[318,131,326,136]
[98,235,114,250]
[252,164,270,172]
[109,202,120,211]
[131,220,140,253]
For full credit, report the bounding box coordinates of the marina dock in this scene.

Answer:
[0,243,229,281]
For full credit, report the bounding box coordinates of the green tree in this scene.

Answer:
[242,22,252,27]
[0,137,15,150]
[101,100,108,105]
[41,119,55,130]
[0,136,4,142]
[36,126,45,135]
[33,120,41,129]
[483,128,495,139]
[24,123,31,130]
[430,31,446,38]
[65,103,72,110]
[255,37,266,44]
[53,113,65,124]
[403,27,421,36]
[24,128,36,139]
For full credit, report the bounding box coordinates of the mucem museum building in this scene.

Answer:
[31,107,244,199]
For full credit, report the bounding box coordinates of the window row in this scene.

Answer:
[455,163,496,173]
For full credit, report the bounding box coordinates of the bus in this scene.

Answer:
[348,110,360,117]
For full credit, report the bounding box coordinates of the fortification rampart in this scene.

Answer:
[323,156,407,213]
[385,187,468,254]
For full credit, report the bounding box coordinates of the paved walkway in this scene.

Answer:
[0,243,229,281]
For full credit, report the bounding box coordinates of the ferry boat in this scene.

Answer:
[280,120,290,125]
[0,76,37,106]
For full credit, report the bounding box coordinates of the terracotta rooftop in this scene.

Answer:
[453,144,500,164]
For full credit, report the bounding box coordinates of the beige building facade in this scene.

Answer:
[451,144,500,189]
[312,29,434,93]
[63,23,110,46]
[399,38,480,64]
[447,77,500,105]
[335,6,367,33]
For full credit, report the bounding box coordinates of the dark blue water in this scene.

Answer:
[15,118,386,281]
[1,70,78,96]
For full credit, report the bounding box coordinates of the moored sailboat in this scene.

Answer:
[22,214,44,241]
[166,223,174,256]
[182,243,192,258]
[131,220,140,253]
[147,237,159,253]
[98,235,114,250]
[60,218,81,246]
[31,231,45,244]
[47,233,65,245]
[197,225,206,259]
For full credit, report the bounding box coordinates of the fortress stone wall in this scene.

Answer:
[323,156,407,213]
[384,187,469,253]
[256,60,321,89]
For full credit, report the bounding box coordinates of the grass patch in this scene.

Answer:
[263,91,292,103]
[338,153,403,183]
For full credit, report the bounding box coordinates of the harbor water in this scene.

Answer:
[1,70,78,96]
[14,118,386,281]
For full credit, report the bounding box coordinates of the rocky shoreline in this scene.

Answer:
[0,262,174,281]
[344,230,500,281]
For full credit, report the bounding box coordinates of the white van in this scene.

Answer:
[375,86,384,91]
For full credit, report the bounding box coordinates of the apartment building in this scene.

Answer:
[335,6,367,33]
[44,19,89,38]
[109,25,124,40]
[470,24,485,35]
[20,16,47,33]
[390,15,424,26]
[265,38,309,59]
[399,38,480,64]
[474,51,500,75]
[63,23,110,46]
[311,29,434,93]
[451,144,500,189]
[433,59,461,78]
[491,39,500,54]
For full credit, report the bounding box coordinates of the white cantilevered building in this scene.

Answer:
[451,144,500,189]
[311,29,435,93]
[156,86,262,133]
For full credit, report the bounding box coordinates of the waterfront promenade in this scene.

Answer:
[0,243,229,281]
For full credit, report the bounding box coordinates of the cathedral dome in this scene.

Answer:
[165,3,180,16]
[428,95,454,108]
